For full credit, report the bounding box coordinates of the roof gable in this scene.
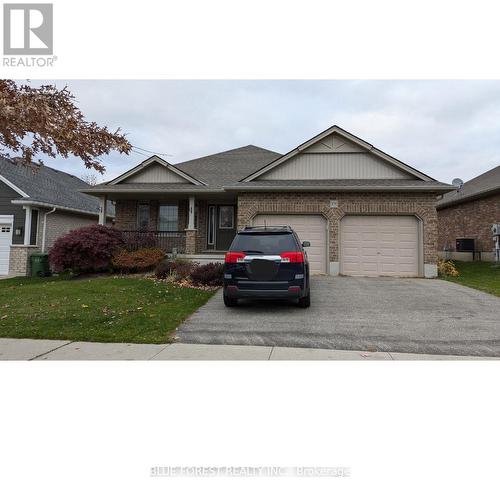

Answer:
[108,156,205,186]
[242,125,434,182]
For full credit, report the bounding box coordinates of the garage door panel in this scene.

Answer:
[0,222,13,276]
[253,214,327,274]
[341,216,419,277]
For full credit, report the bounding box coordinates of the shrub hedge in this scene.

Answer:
[155,258,195,281]
[112,248,165,273]
[49,225,124,273]
[189,263,223,287]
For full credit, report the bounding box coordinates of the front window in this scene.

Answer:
[30,209,39,245]
[219,206,234,229]
[158,204,178,231]
[137,203,150,230]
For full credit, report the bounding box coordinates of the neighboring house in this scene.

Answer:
[82,125,453,278]
[437,165,500,261]
[0,156,114,276]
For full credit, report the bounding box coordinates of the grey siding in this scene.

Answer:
[124,163,189,183]
[260,152,413,180]
[44,210,98,250]
[0,180,25,244]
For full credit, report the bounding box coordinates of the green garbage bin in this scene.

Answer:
[30,253,51,277]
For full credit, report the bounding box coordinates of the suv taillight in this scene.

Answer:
[280,251,304,263]
[225,251,246,263]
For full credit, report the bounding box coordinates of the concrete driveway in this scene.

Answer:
[177,276,500,357]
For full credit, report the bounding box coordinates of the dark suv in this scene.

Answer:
[223,225,311,308]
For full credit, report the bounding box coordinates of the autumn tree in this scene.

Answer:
[80,172,100,186]
[0,79,131,173]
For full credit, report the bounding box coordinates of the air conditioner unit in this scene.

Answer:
[492,224,500,236]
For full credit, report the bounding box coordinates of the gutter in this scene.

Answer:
[41,207,56,253]
[80,188,225,195]
[11,199,105,217]
[222,185,455,193]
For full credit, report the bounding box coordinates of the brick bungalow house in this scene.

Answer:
[0,156,114,276]
[437,165,500,261]
[83,125,453,278]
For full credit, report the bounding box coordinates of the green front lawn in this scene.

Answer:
[0,275,216,343]
[441,261,500,297]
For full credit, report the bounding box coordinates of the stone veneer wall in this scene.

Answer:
[237,192,439,274]
[8,245,39,275]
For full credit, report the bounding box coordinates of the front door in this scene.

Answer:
[207,205,236,251]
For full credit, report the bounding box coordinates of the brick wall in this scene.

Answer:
[113,199,206,251]
[114,200,138,230]
[437,193,500,252]
[238,192,439,265]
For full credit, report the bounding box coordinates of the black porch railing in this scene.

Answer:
[121,231,186,253]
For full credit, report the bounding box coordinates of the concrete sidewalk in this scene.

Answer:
[0,338,498,360]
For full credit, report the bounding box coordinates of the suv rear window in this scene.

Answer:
[230,233,299,254]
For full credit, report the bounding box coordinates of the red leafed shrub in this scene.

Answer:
[122,231,158,250]
[155,258,195,281]
[49,224,124,273]
[112,248,165,273]
[189,262,223,287]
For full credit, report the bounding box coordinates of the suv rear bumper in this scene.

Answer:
[224,284,305,299]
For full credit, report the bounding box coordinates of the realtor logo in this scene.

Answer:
[3,3,53,55]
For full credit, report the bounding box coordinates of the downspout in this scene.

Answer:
[41,207,56,253]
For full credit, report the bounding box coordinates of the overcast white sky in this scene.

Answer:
[29,80,500,184]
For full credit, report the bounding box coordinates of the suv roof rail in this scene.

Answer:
[242,225,292,230]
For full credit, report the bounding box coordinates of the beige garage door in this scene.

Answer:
[341,215,419,277]
[253,214,327,274]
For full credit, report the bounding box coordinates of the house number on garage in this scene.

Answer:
[330,200,338,208]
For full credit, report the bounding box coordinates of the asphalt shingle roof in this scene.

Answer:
[173,145,282,187]
[437,165,500,208]
[0,156,112,214]
[83,144,452,196]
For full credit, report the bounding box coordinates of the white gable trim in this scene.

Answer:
[108,155,206,186]
[0,174,29,197]
[242,125,434,182]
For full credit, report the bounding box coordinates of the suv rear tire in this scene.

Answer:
[223,294,238,307]
[297,291,311,308]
